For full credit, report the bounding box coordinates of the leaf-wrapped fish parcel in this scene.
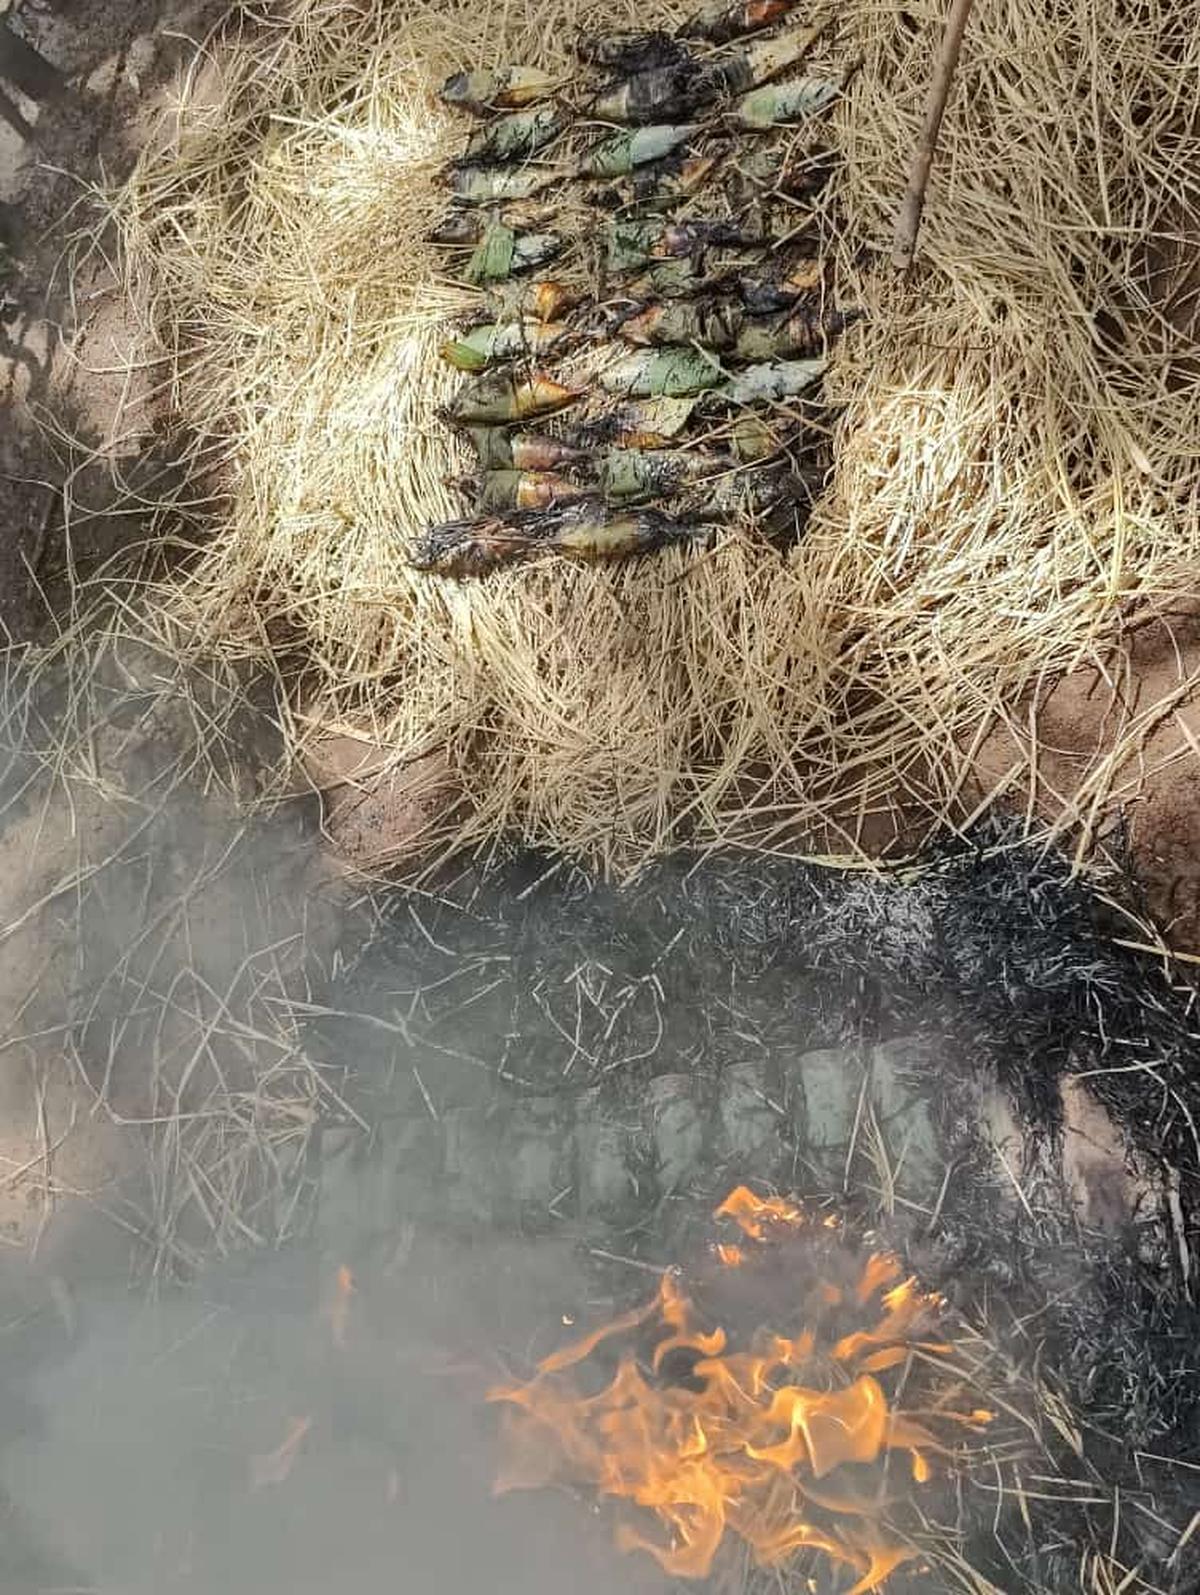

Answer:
[461,105,567,164]
[575,30,687,72]
[730,75,844,130]
[590,61,718,126]
[565,393,702,448]
[440,65,559,114]
[485,278,584,323]
[469,469,586,512]
[439,318,568,372]
[446,164,562,204]
[620,297,745,350]
[410,497,704,577]
[720,356,827,404]
[605,215,763,273]
[732,304,862,361]
[679,0,798,43]
[704,22,825,96]
[581,124,700,178]
[598,446,729,500]
[462,429,590,472]
[444,370,581,424]
[462,226,562,285]
[601,346,726,398]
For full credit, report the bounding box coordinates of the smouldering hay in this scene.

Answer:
[117,0,1200,870]
[489,1190,1005,1594]
[311,827,1200,1592]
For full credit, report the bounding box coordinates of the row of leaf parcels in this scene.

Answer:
[412,0,861,577]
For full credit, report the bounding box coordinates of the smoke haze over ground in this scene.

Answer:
[0,643,1197,1594]
[0,644,675,1594]
[1,1237,678,1595]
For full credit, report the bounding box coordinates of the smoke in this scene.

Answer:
[1,1235,674,1595]
[0,640,678,1595]
[6,1227,620,1591]
[0,637,1197,1592]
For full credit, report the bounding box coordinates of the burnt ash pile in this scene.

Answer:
[308,821,1200,1592]
[413,1,855,577]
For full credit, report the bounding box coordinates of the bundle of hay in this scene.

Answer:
[116,0,1200,872]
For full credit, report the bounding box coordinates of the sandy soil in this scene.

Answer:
[967,606,1200,953]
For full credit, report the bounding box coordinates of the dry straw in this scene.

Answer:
[115,0,1200,873]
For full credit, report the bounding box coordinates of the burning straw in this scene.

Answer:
[112,0,1200,870]
[490,1186,1000,1594]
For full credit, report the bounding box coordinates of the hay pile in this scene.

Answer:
[117,0,1200,871]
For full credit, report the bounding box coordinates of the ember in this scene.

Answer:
[325,1262,356,1350]
[251,1415,312,1490]
[489,1187,991,1593]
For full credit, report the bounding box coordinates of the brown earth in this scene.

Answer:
[0,0,232,1270]
[964,605,1200,955]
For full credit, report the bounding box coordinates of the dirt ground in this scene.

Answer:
[0,0,212,1268]
[0,0,223,638]
[966,606,1200,953]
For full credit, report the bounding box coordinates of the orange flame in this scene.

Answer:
[715,1184,808,1239]
[490,1191,990,1592]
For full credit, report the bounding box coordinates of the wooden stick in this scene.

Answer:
[891,0,976,273]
